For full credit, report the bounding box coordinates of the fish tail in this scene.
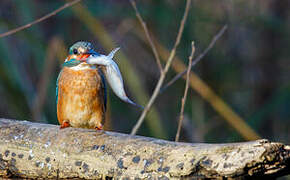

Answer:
[125,98,144,110]
[108,47,120,59]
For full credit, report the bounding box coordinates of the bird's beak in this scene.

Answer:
[78,54,90,62]
[66,54,90,62]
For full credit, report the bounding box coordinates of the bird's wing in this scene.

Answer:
[98,67,107,112]
[56,70,63,105]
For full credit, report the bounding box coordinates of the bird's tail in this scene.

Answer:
[108,47,120,59]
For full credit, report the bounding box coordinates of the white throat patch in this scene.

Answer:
[69,63,95,70]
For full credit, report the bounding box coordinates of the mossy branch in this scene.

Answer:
[0,119,289,179]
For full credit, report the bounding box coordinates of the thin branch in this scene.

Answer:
[161,24,228,93]
[134,26,260,140]
[129,0,163,73]
[0,0,82,38]
[131,0,191,135]
[175,41,195,142]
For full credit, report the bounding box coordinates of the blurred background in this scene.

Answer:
[0,0,289,146]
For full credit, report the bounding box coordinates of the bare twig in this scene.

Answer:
[161,25,228,92]
[131,0,191,135]
[134,26,260,140]
[129,0,163,73]
[0,0,82,38]
[175,41,195,142]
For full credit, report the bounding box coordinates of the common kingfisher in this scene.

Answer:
[56,41,142,130]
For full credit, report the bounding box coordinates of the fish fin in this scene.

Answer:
[108,47,120,59]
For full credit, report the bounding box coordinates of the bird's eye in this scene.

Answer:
[73,49,78,55]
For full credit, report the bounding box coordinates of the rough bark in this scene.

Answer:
[0,119,289,179]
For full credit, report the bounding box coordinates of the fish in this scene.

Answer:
[104,59,143,109]
[86,47,120,66]
[75,48,143,109]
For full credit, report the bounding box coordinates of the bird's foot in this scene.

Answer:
[60,121,70,129]
[95,124,103,130]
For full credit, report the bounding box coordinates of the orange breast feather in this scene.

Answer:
[57,67,105,129]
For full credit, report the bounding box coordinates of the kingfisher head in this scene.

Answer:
[66,41,95,61]
[64,41,99,68]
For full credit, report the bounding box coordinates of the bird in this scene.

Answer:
[56,41,142,130]
[56,41,106,130]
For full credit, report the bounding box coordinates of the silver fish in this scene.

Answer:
[86,47,120,66]
[85,48,143,109]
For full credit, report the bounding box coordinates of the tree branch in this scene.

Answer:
[0,119,289,179]
[161,24,228,93]
[175,42,195,142]
[131,0,191,135]
[138,29,260,140]
[0,0,82,38]
[132,24,259,140]
[129,0,163,73]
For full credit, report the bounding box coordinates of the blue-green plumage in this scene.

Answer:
[62,59,81,67]
[56,70,62,106]
[99,68,107,111]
